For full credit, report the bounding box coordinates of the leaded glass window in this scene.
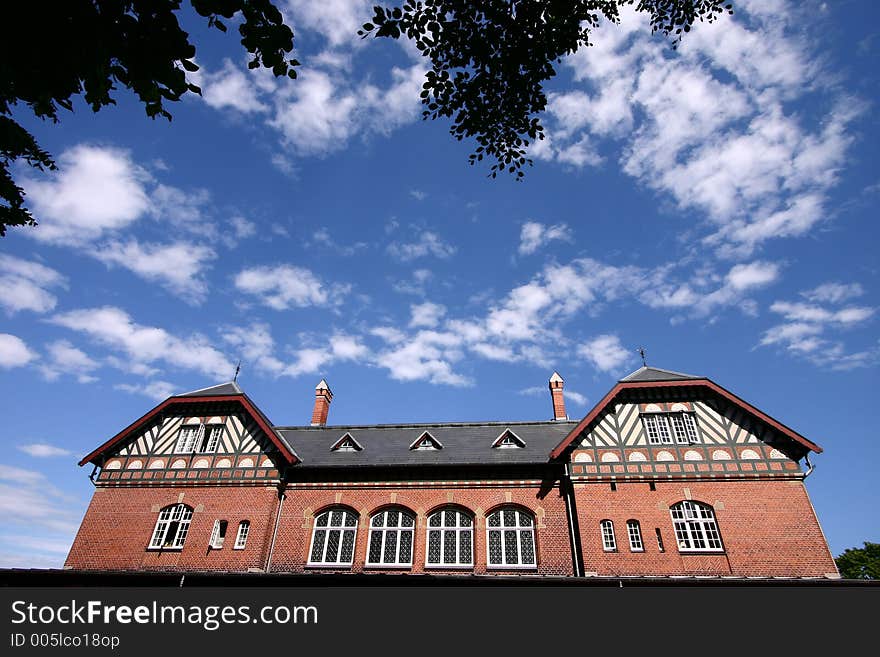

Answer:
[426,508,473,567]
[600,519,616,551]
[627,520,644,552]
[148,503,193,549]
[308,508,358,566]
[669,501,723,552]
[366,508,415,567]
[486,508,536,568]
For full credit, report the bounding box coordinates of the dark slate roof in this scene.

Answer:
[277,421,578,468]
[619,366,703,383]
[177,381,244,397]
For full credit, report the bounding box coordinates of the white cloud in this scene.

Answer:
[803,282,864,304]
[0,465,79,534]
[114,381,178,401]
[230,216,257,240]
[50,306,234,380]
[519,385,589,408]
[387,231,456,261]
[759,285,877,369]
[518,221,574,255]
[22,145,151,245]
[410,190,427,201]
[373,330,470,387]
[286,0,373,49]
[725,262,780,291]
[0,254,66,315]
[577,334,632,373]
[409,302,447,328]
[234,264,348,310]
[18,443,73,458]
[91,240,216,301]
[540,3,860,256]
[39,340,100,383]
[0,334,37,369]
[196,58,270,113]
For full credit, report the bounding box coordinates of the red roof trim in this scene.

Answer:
[78,395,297,467]
[549,379,822,459]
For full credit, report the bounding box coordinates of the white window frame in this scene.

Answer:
[366,509,415,568]
[200,425,223,453]
[600,519,616,551]
[148,503,193,549]
[670,501,724,552]
[425,508,473,568]
[307,509,359,567]
[486,508,537,569]
[209,519,227,549]
[627,520,644,552]
[234,521,250,550]
[174,424,202,453]
[642,412,701,445]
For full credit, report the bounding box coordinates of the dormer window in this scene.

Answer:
[410,431,442,451]
[331,433,363,452]
[641,412,701,445]
[492,429,525,449]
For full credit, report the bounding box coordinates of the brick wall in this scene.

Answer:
[573,479,838,577]
[265,483,574,576]
[65,486,279,572]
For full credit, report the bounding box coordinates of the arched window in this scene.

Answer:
[148,503,193,549]
[669,501,724,552]
[234,521,250,550]
[308,508,358,566]
[627,520,644,552]
[426,508,473,567]
[367,508,415,567]
[209,519,228,548]
[600,519,616,551]
[486,508,536,568]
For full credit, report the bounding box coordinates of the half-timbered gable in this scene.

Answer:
[558,367,814,481]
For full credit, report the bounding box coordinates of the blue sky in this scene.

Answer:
[0,0,877,568]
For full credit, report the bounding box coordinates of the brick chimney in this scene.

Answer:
[311,379,333,426]
[549,371,567,421]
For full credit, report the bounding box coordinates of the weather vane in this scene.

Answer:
[233,359,241,382]
[637,347,647,367]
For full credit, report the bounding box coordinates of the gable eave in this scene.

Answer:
[549,378,822,459]
[78,394,299,467]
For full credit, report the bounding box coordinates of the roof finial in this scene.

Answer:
[637,347,647,367]
[233,359,241,382]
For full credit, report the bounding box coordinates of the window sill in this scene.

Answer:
[677,550,726,555]
[364,564,412,570]
[146,547,182,552]
[630,549,645,553]
[305,563,354,570]
[486,565,538,571]
[425,564,474,570]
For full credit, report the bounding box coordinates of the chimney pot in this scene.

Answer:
[549,371,567,421]
[311,379,333,426]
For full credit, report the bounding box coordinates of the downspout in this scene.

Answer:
[264,475,287,573]
[562,462,585,578]
[803,453,815,479]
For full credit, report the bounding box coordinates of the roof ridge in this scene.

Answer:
[176,381,243,397]
[619,366,702,382]
[274,419,578,431]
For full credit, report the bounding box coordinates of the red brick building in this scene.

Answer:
[65,367,839,579]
